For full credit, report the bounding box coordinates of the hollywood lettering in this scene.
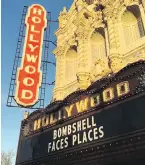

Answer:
[15,4,47,106]
[33,81,130,131]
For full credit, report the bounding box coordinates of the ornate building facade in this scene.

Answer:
[53,0,145,101]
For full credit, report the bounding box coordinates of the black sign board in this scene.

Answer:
[17,94,145,163]
[16,61,145,164]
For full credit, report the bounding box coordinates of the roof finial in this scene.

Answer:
[62,6,67,13]
[24,111,29,119]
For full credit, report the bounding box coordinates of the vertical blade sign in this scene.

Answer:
[15,4,47,107]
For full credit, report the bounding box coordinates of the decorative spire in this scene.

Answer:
[58,6,68,28]
[62,6,67,14]
[60,6,67,16]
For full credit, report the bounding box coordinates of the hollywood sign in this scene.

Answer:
[15,4,47,106]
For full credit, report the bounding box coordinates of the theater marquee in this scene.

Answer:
[15,61,145,164]
[18,95,145,163]
[15,4,47,107]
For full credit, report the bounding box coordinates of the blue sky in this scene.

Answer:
[1,0,73,163]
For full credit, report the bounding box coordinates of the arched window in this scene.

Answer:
[90,28,107,65]
[122,5,145,45]
[65,46,77,83]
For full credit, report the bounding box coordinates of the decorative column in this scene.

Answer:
[53,47,65,100]
[104,10,123,73]
[55,54,65,87]
[104,27,110,57]
[105,17,117,54]
[76,27,91,90]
